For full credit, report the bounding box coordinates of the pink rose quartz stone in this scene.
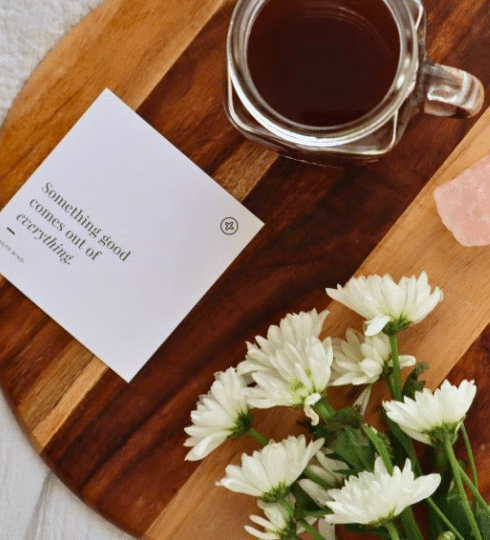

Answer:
[434,156,490,247]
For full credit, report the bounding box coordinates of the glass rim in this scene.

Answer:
[227,0,420,147]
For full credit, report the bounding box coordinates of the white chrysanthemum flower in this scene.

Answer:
[245,500,317,540]
[298,450,346,506]
[324,457,440,526]
[326,272,443,336]
[238,309,329,375]
[383,380,476,445]
[184,368,252,461]
[245,337,333,425]
[217,435,325,502]
[331,329,416,386]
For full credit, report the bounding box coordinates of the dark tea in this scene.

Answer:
[246,0,401,127]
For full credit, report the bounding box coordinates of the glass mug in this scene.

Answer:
[224,0,484,163]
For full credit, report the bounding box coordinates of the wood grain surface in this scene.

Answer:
[1,0,490,538]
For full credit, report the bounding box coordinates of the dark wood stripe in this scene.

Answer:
[83,396,199,535]
[42,369,125,464]
[426,0,489,63]
[0,281,75,404]
[0,281,48,370]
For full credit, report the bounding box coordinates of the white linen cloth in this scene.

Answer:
[0,0,102,124]
[0,1,135,538]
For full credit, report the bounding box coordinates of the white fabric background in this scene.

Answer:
[0,1,135,538]
[0,0,102,124]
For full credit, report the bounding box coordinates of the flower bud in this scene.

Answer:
[436,532,456,540]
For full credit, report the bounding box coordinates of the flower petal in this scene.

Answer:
[364,315,391,336]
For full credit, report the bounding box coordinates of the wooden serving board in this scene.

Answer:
[1,0,490,538]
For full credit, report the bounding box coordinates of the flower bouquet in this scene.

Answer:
[184,272,489,540]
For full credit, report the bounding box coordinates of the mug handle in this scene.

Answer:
[421,60,484,118]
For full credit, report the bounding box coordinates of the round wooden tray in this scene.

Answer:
[1,0,490,538]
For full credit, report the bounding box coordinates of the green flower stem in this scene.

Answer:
[384,375,396,399]
[388,333,402,401]
[298,519,328,540]
[385,521,401,540]
[461,424,478,491]
[278,499,327,540]
[426,497,465,540]
[278,497,295,517]
[443,436,483,540]
[400,507,425,540]
[314,399,336,422]
[457,464,490,517]
[248,428,268,446]
[461,423,478,512]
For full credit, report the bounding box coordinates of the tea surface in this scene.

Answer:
[247,0,401,127]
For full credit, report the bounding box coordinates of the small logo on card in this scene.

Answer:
[220,217,238,235]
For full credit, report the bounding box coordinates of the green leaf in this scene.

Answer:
[477,509,490,540]
[334,467,363,476]
[343,523,392,539]
[332,426,376,474]
[332,405,363,427]
[363,424,394,473]
[312,406,363,435]
[386,418,419,470]
[290,482,321,516]
[436,492,474,540]
[402,362,429,399]
[428,506,445,540]
[309,407,371,472]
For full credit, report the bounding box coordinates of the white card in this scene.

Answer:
[0,89,263,381]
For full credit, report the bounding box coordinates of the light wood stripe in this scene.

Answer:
[144,106,490,539]
[213,141,278,201]
[31,357,107,449]
[18,341,95,431]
